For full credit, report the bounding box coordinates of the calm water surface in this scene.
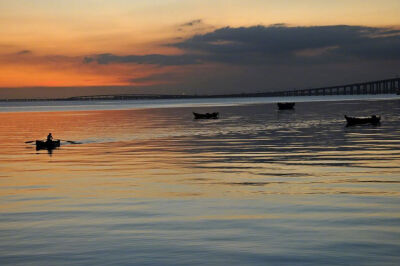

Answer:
[1,98,400,265]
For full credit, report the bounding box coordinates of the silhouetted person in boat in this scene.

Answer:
[46,133,53,143]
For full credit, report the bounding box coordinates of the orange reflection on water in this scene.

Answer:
[2,100,400,265]
[1,104,400,213]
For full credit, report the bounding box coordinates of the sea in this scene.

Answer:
[1,95,400,265]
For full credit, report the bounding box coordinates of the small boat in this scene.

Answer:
[345,115,381,125]
[193,112,219,119]
[277,102,295,110]
[36,139,61,150]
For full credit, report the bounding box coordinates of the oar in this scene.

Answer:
[25,139,81,144]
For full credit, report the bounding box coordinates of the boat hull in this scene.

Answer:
[193,112,219,119]
[36,140,61,150]
[277,102,295,110]
[345,115,380,125]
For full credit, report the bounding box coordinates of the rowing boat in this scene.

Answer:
[345,115,380,125]
[36,140,61,150]
[193,112,219,119]
[277,102,295,110]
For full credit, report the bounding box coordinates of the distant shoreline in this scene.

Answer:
[0,92,398,102]
[0,92,283,102]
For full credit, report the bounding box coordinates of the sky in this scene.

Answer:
[0,0,399,98]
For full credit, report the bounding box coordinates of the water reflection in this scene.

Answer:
[35,145,56,156]
[0,99,400,265]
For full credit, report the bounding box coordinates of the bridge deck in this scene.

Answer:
[267,78,400,97]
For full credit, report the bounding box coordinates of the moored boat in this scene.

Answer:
[345,115,380,125]
[277,102,295,110]
[193,112,219,119]
[36,139,61,150]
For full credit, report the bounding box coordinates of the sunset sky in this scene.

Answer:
[1,0,399,98]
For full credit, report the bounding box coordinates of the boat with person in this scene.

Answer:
[35,139,61,150]
[277,102,295,110]
[193,112,219,119]
[344,115,381,126]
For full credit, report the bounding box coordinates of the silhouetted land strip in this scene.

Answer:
[1,77,399,102]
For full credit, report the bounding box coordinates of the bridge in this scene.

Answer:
[266,78,400,97]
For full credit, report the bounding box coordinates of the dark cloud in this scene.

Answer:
[85,25,400,67]
[85,53,202,66]
[83,56,94,63]
[17,50,32,55]
[129,72,182,83]
[269,23,287,27]
[180,19,202,27]
[172,25,400,64]
[177,19,209,32]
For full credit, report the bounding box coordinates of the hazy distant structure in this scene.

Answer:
[1,78,399,102]
[267,78,400,97]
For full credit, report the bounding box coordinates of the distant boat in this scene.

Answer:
[277,102,295,110]
[193,112,219,119]
[36,140,61,150]
[345,115,381,126]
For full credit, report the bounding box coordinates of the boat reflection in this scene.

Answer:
[35,144,59,155]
